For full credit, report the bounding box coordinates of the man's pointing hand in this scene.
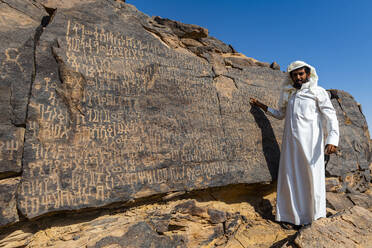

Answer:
[250,98,268,112]
[325,144,337,155]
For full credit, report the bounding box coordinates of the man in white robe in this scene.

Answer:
[250,61,339,226]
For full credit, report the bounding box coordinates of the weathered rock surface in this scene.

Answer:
[294,206,372,248]
[326,90,371,193]
[0,126,24,179]
[0,1,370,247]
[15,0,288,219]
[326,192,355,211]
[0,177,20,226]
[0,0,46,179]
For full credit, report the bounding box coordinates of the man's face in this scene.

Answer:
[290,67,310,89]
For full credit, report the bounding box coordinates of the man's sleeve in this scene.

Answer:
[266,88,289,120]
[318,89,339,146]
[267,107,286,120]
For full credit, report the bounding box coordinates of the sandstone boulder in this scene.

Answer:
[295,206,372,248]
[0,184,274,247]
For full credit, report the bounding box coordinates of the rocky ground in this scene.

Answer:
[1,183,371,247]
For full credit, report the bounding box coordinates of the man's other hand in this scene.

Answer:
[325,144,337,155]
[249,98,268,112]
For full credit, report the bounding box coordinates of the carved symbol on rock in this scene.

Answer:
[0,48,24,79]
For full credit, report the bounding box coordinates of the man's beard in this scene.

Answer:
[293,82,302,89]
[293,78,309,89]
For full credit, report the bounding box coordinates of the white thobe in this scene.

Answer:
[267,83,339,225]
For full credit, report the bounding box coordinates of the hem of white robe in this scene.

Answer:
[275,212,326,226]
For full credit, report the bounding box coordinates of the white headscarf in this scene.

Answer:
[278,61,318,110]
[287,60,318,90]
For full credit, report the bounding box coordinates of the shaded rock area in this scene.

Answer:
[0,0,45,181]
[0,0,371,247]
[0,0,48,227]
[0,178,20,227]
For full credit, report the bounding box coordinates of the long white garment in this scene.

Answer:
[267,82,339,225]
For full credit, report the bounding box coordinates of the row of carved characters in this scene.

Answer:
[64,21,209,71]
[35,79,217,109]
[63,51,208,80]
[0,138,22,162]
[19,160,250,216]
[66,20,163,52]
[28,129,225,167]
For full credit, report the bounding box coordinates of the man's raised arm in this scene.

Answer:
[249,98,286,120]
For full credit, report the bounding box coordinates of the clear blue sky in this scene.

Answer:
[128,0,372,134]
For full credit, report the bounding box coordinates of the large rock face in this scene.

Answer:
[0,0,370,234]
[14,0,287,219]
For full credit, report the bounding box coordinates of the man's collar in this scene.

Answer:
[300,81,311,90]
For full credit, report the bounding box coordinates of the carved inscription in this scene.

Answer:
[13,0,291,218]
[0,126,24,174]
[20,16,228,217]
[0,139,21,162]
[248,86,279,110]
[225,68,283,109]
[20,160,249,215]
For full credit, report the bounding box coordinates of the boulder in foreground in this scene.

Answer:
[295,206,372,248]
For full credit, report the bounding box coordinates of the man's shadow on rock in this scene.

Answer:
[250,105,281,220]
[250,105,281,181]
